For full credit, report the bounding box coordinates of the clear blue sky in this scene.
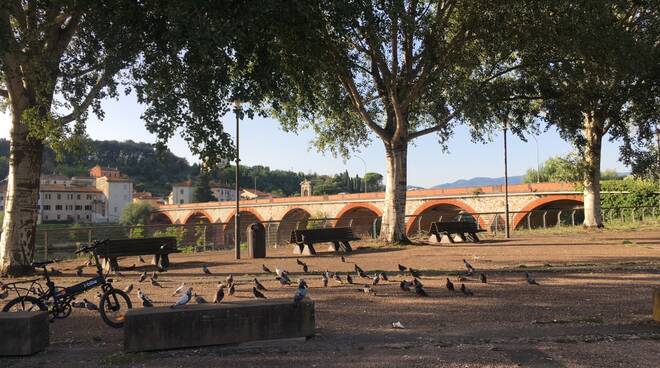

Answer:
[0,94,626,188]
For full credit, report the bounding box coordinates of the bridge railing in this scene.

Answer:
[31,205,658,261]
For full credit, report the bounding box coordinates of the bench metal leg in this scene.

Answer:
[454,233,467,242]
[153,254,161,266]
[428,234,441,244]
[104,257,119,273]
[160,254,170,269]
[293,244,304,255]
[302,244,316,256]
[340,241,352,253]
[469,232,481,243]
[442,232,455,243]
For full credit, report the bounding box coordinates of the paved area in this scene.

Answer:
[1,229,659,367]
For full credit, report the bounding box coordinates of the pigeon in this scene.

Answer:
[228,283,236,296]
[137,288,153,307]
[202,265,212,275]
[138,256,145,263]
[172,282,186,296]
[296,259,306,266]
[151,271,158,280]
[357,269,368,279]
[0,287,8,300]
[321,272,329,288]
[361,285,374,294]
[398,264,407,272]
[123,284,133,294]
[460,283,474,296]
[75,265,84,277]
[302,264,309,273]
[297,279,309,289]
[275,267,285,278]
[50,268,63,276]
[414,283,428,297]
[372,273,380,285]
[171,287,193,308]
[379,272,389,281]
[252,287,267,299]
[83,298,98,310]
[225,274,234,285]
[409,268,422,278]
[253,278,267,291]
[214,284,225,303]
[138,271,147,283]
[413,278,424,288]
[262,264,272,273]
[463,259,475,274]
[346,273,354,284]
[354,264,365,274]
[399,280,412,292]
[194,294,208,304]
[525,272,540,285]
[150,277,163,288]
[480,273,488,283]
[456,274,469,282]
[446,278,455,291]
[156,264,166,273]
[294,283,307,304]
[340,255,346,263]
[125,264,136,270]
[333,273,342,284]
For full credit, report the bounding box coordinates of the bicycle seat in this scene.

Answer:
[31,260,54,268]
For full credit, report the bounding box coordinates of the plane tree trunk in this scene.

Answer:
[380,141,410,243]
[0,104,45,275]
[582,112,604,228]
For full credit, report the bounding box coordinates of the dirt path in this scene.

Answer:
[1,229,659,367]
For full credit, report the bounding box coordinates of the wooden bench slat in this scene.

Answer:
[289,227,359,255]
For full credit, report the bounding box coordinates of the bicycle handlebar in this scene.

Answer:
[75,239,108,254]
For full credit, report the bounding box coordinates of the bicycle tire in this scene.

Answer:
[2,296,48,313]
[99,288,132,328]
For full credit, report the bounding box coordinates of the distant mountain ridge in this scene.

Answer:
[432,175,524,189]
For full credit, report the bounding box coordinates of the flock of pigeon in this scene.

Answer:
[118,255,541,309]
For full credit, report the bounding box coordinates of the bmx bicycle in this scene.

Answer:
[1,239,132,328]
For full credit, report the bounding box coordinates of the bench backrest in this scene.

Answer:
[291,227,357,243]
[429,221,479,234]
[98,237,178,257]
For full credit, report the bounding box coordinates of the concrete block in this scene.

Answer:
[0,311,49,356]
[654,289,660,322]
[124,299,315,352]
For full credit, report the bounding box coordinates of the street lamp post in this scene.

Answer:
[234,101,241,260]
[503,119,511,239]
[354,155,367,193]
[530,134,540,183]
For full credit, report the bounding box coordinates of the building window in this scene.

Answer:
[44,215,48,220]
[86,214,89,219]
[43,205,51,210]
[36,205,40,210]
[56,194,61,200]
[179,199,184,204]
[84,205,92,210]
[86,194,92,200]
[75,205,82,210]
[77,194,81,200]
[180,189,184,194]
[114,207,118,213]
[55,205,62,210]
[56,214,61,220]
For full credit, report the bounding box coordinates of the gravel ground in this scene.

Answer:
[1,229,659,367]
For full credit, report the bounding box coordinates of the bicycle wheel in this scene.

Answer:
[2,296,48,313]
[99,288,132,328]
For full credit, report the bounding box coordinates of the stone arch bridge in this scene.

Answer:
[151,183,591,246]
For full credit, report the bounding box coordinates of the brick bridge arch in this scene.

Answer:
[223,208,266,244]
[182,210,214,224]
[276,207,313,245]
[151,212,174,225]
[406,199,486,235]
[335,203,383,238]
[512,195,583,229]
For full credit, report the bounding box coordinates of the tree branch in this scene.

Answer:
[408,113,455,140]
[338,72,389,141]
[58,69,111,125]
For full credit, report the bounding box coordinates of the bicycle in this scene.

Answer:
[2,239,132,328]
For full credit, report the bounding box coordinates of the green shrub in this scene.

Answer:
[599,179,659,208]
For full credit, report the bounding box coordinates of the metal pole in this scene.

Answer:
[503,119,510,238]
[531,135,540,183]
[355,155,367,193]
[234,101,241,260]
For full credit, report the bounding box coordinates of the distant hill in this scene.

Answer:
[432,175,524,189]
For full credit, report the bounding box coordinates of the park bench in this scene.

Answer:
[97,237,179,272]
[290,227,359,255]
[428,221,485,244]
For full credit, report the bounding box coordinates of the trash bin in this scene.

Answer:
[247,222,266,259]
